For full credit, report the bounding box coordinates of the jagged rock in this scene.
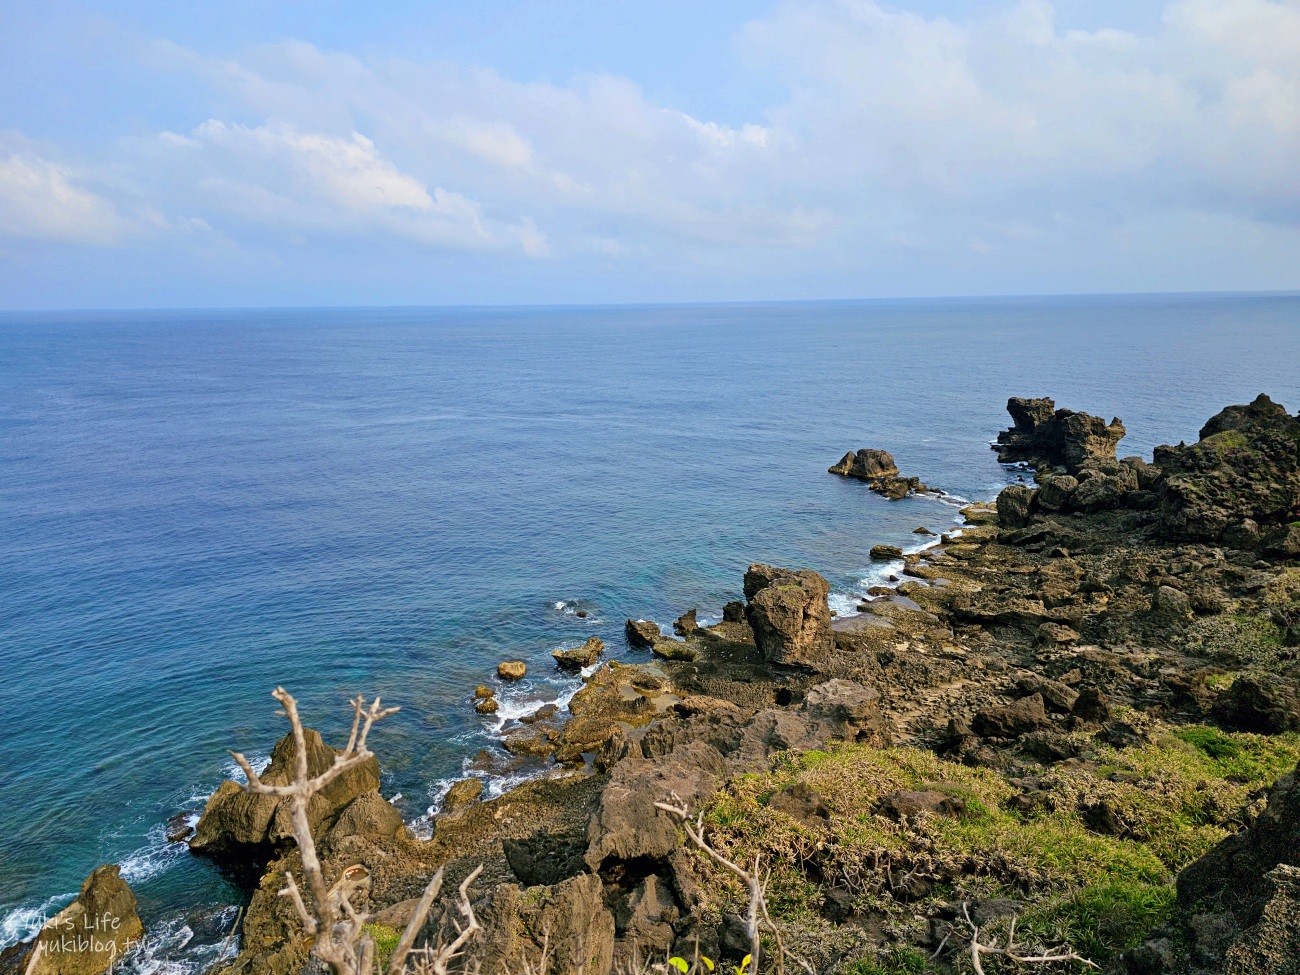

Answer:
[972,694,1049,739]
[189,727,380,859]
[768,782,831,826]
[19,866,143,975]
[498,660,527,681]
[914,525,936,535]
[1153,394,1300,547]
[722,600,746,623]
[620,874,678,947]
[625,619,661,649]
[1070,687,1112,726]
[503,725,557,758]
[1152,585,1193,618]
[743,563,834,668]
[521,703,559,724]
[503,829,587,887]
[996,484,1038,527]
[870,544,904,561]
[441,777,483,815]
[1214,676,1300,734]
[552,636,604,670]
[993,397,1126,474]
[1017,677,1080,713]
[474,685,494,699]
[1223,865,1300,975]
[673,609,699,636]
[475,697,500,715]
[1070,467,1138,511]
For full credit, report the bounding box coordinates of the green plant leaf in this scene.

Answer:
[668,959,689,974]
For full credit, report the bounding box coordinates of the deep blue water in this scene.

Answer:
[1,294,1298,964]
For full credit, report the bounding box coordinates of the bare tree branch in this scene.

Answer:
[960,902,1099,974]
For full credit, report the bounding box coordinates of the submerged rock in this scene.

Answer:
[743,563,834,669]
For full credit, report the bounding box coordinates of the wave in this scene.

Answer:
[0,893,75,952]
[117,907,241,975]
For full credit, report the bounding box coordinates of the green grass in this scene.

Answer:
[691,727,1300,970]
[363,923,401,968]
[842,946,934,975]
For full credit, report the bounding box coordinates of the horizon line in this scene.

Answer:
[1,287,1299,317]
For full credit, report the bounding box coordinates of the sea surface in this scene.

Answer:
[2,294,1298,968]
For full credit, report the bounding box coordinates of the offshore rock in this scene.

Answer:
[18,866,143,975]
[829,448,929,499]
[993,397,1126,474]
[189,728,379,860]
[743,563,834,669]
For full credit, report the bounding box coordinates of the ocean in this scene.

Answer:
[1,293,1298,969]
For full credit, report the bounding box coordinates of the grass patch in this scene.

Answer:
[363,923,401,968]
[842,946,934,975]
[693,726,1300,969]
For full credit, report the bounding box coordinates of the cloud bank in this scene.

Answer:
[0,0,1297,305]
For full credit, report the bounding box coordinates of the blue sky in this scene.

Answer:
[1,0,1296,308]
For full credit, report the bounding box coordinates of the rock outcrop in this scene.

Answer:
[1153,394,1300,549]
[993,396,1126,474]
[1171,760,1300,973]
[552,636,604,670]
[829,448,929,499]
[743,563,834,668]
[189,727,380,860]
[18,866,143,975]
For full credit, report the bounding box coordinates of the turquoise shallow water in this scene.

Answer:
[1,294,1298,966]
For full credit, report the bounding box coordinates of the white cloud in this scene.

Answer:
[0,150,129,245]
[9,0,1300,294]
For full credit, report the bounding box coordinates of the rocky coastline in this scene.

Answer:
[6,394,1299,975]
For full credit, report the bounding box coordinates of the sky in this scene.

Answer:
[0,0,1297,308]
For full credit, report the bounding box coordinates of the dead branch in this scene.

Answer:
[227,687,481,975]
[656,796,786,973]
[960,902,1099,975]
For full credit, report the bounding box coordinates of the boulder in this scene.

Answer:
[743,563,834,669]
[1036,474,1079,512]
[441,777,484,815]
[478,873,615,975]
[1151,585,1193,619]
[1214,676,1300,734]
[498,660,527,681]
[625,619,661,649]
[829,448,899,479]
[996,484,1038,528]
[585,740,726,870]
[189,727,379,859]
[870,544,904,561]
[875,790,966,821]
[993,397,1126,474]
[972,694,1049,739]
[552,637,604,670]
[21,866,144,975]
[324,791,406,844]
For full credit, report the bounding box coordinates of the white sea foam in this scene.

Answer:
[0,893,75,952]
[117,908,241,975]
